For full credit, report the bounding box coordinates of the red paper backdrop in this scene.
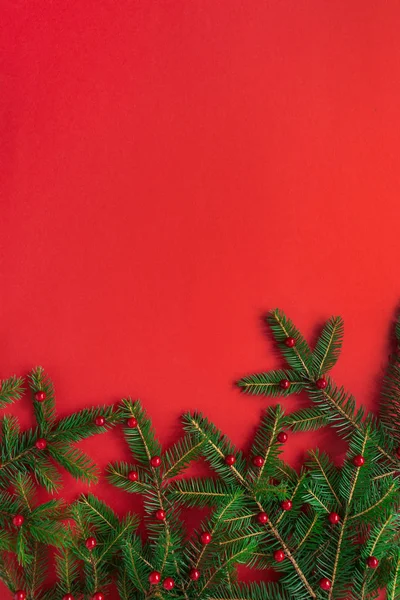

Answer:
[1,1,400,597]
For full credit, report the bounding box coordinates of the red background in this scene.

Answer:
[1,1,400,597]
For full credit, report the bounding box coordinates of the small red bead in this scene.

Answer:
[127,417,138,428]
[14,592,27,600]
[62,595,75,600]
[189,568,201,581]
[163,577,175,590]
[85,536,97,550]
[35,438,47,450]
[252,456,264,468]
[155,509,166,520]
[225,454,236,465]
[257,512,268,524]
[128,471,139,481]
[35,391,46,402]
[200,532,212,545]
[285,337,296,348]
[274,549,285,562]
[316,377,327,390]
[353,455,365,467]
[328,512,340,525]
[277,431,288,443]
[92,594,105,600]
[95,416,106,427]
[150,456,161,468]
[367,556,379,569]
[279,379,290,390]
[12,514,25,527]
[281,499,292,511]
[149,571,161,585]
[319,578,331,591]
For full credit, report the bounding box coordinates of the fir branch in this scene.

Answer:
[0,375,24,409]
[311,316,344,375]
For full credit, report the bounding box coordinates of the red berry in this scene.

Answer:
[225,454,236,465]
[274,549,285,562]
[257,512,268,524]
[252,456,264,468]
[35,391,46,402]
[277,431,288,443]
[200,532,212,545]
[279,379,291,390]
[367,556,379,569]
[95,416,106,426]
[281,499,292,511]
[316,377,327,389]
[163,577,175,590]
[189,568,201,581]
[155,509,166,520]
[12,514,25,527]
[396,446,400,458]
[85,536,97,550]
[35,438,47,450]
[353,455,365,467]
[319,578,331,590]
[92,594,104,600]
[328,512,340,525]
[127,417,138,428]
[14,592,27,600]
[128,471,139,481]
[285,337,296,348]
[150,456,161,468]
[149,571,161,585]
[63,595,75,600]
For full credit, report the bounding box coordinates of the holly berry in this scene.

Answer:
[316,377,327,389]
[95,416,106,426]
[285,337,296,348]
[281,499,292,511]
[367,556,379,569]
[319,578,331,591]
[252,456,264,468]
[280,379,290,390]
[274,549,285,562]
[35,391,46,402]
[85,536,97,550]
[35,438,47,450]
[127,417,138,428]
[257,512,269,524]
[155,509,166,520]
[277,431,288,443]
[14,592,27,600]
[353,455,365,467]
[150,456,161,468]
[62,595,75,600]
[128,471,139,481]
[149,571,161,585]
[225,454,236,465]
[12,514,25,527]
[189,568,201,581]
[163,577,175,590]
[328,512,340,525]
[92,594,105,600]
[200,532,212,545]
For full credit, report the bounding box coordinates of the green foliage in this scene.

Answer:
[0,308,399,598]
[238,309,400,470]
[0,375,24,409]
[0,367,122,492]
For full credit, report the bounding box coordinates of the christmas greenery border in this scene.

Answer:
[0,309,399,600]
